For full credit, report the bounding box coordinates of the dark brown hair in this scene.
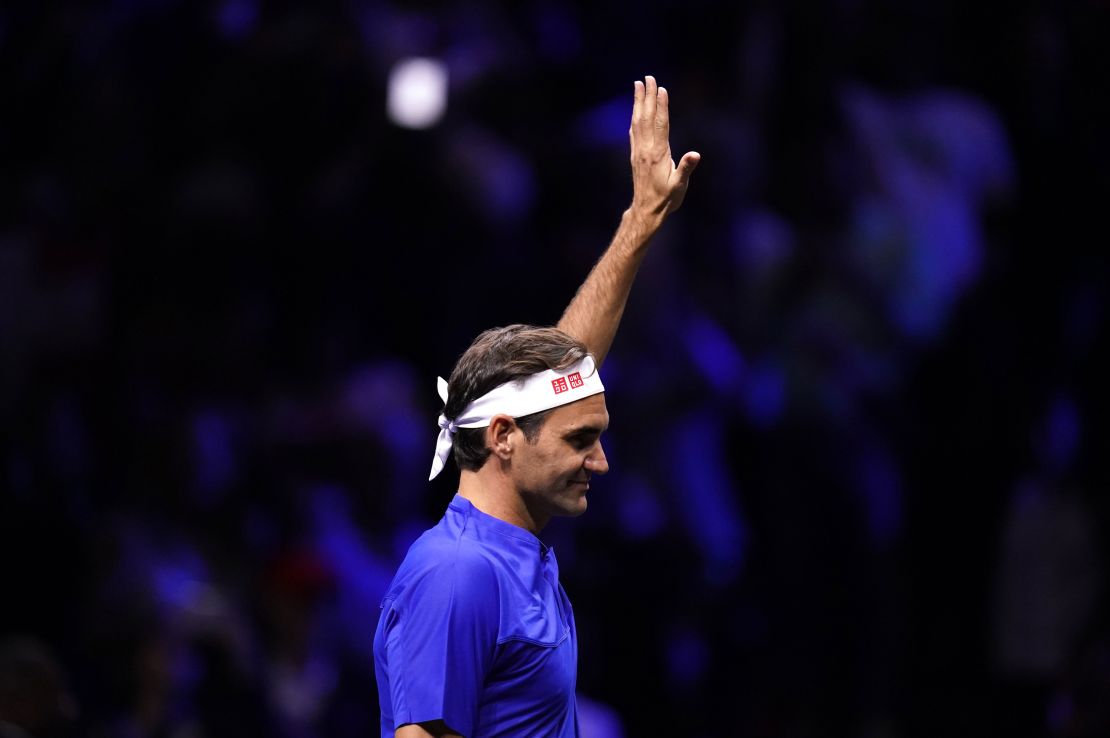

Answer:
[444,324,589,472]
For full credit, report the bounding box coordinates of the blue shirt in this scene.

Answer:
[374,494,579,738]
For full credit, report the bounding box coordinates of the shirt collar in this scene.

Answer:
[449,493,551,556]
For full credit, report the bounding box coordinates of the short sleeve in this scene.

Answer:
[379,549,500,736]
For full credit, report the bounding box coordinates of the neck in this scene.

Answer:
[457,468,548,535]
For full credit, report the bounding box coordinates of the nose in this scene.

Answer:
[584,441,609,475]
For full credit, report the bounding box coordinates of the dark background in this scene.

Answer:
[2,1,1109,737]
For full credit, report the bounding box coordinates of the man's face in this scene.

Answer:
[511,393,610,520]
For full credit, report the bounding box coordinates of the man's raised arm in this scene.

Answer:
[556,75,700,366]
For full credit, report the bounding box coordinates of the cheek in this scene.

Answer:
[559,454,587,478]
[533,450,578,480]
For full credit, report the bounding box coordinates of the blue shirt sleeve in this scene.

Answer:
[380,548,500,736]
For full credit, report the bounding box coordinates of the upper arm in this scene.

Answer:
[381,551,500,736]
[396,720,464,738]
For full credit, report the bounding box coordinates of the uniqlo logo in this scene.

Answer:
[568,372,583,389]
[551,377,568,394]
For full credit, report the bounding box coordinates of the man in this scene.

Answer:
[373,76,699,738]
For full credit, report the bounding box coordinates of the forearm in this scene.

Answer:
[556,207,662,367]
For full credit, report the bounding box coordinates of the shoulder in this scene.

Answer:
[388,534,501,611]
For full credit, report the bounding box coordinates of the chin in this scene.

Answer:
[560,493,589,517]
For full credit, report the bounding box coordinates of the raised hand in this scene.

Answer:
[628,75,701,223]
[557,76,700,365]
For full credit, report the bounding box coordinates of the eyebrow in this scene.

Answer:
[563,424,607,437]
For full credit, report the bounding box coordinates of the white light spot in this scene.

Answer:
[387,57,448,129]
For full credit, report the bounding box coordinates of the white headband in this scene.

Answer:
[428,355,605,480]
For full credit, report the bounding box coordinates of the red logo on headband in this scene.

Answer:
[552,377,568,394]
[568,372,583,389]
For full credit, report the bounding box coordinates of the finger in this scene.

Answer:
[643,75,658,129]
[673,151,701,188]
[630,80,644,137]
[656,85,670,144]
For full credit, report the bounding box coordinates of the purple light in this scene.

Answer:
[215,0,258,41]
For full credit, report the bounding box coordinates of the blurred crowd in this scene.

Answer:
[2,1,1108,737]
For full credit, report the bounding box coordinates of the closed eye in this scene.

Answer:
[565,430,602,450]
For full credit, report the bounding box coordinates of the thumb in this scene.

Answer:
[674,151,701,187]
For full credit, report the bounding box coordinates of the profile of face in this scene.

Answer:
[508,393,610,521]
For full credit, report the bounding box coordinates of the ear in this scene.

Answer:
[486,414,518,461]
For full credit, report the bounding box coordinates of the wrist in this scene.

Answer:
[621,206,665,242]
